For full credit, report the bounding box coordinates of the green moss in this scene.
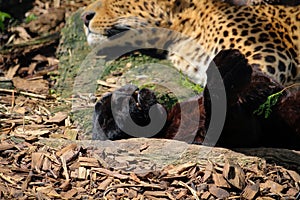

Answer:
[56,9,91,98]
[180,73,204,94]
[101,53,161,79]
[24,13,37,24]
[71,108,94,139]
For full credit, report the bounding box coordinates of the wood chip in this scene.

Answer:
[106,77,116,84]
[46,112,68,124]
[56,143,77,157]
[78,157,100,167]
[202,162,213,182]
[21,171,33,190]
[166,162,196,175]
[78,167,87,180]
[143,191,167,197]
[178,181,199,200]
[28,62,37,75]
[128,189,138,198]
[256,197,276,200]
[6,64,20,79]
[223,160,246,190]
[31,152,44,172]
[98,177,114,191]
[260,180,284,194]
[130,172,141,183]
[61,155,70,180]
[201,191,211,199]
[286,187,299,197]
[47,189,60,198]
[12,77,49,95]
[91,168,130,180]
[0,173,17,185]
[212,173,230,188]
[60,179,71,191]
[241,183,259,200]
[33,54,48,62]
[62,150,79,164]
[174,189,187,199]
[61,188,77,199]
[287,170,300,183]
[0,144,15,151]
[64,128,78,140]
[209,185,230,199]
[36,186,53,194]
[42,157,52,171]
[97,79,118,88]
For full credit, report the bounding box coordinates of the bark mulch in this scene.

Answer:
[0,140,300,199]
[0,0,300,199]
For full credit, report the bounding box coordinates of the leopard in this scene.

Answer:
[81,0,300,86]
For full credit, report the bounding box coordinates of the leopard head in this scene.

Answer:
[81,0,178,46]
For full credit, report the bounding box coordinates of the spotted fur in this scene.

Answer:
[82,0,300,86]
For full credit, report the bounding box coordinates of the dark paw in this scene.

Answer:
[210,49,252,99]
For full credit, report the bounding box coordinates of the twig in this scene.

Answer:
[10,89,15,113]
[97,80,118,88]
[178,181,200,200]
[228,196,242,199]
[0,32,60,51]
[60,156,70,181]
[91,168,130,180]
[0,88,48,99]
[0,173,17,185]
[278,83,300,93]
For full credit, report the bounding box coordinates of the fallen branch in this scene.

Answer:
[0,88,48,99]
[0,32,60,52]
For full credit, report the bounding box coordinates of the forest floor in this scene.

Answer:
[0,0,300,199]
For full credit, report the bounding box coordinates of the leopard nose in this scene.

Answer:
[81,11,95,27]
